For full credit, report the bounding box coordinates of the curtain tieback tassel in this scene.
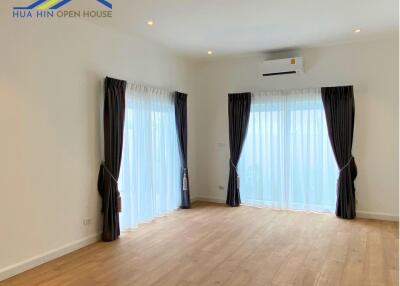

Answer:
[230,159,240,190]
[339,156,354,173]
[102,162,122,213]
[102,163,118,182]
[183,168,188,191]
[116,191,122,213]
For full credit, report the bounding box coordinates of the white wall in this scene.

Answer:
[192,37,399,220]
[0,15,197,277]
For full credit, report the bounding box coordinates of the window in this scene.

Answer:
[118,84,181,229]
[238,88,338,212]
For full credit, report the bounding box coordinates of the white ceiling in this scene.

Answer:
[107,0,398,59]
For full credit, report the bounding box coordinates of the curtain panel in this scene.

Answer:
[321,86,358,219]
[238,88,338,212]
[174,92,191,209]
[118,84,181,229]
[226,92,251,207]
[97,77,126,242]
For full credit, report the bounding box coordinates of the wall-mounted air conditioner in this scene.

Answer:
[260,57,304,76]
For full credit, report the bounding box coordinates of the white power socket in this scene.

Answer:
[83,218,92,226]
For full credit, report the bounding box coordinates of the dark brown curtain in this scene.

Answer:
[226,92,251,207]
[321,86,358,219]
[97,77,126,241]
[174,92,191,209]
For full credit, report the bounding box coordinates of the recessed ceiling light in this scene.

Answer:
[147,20,154,26]
[207,51,213,55]
[354,29,361,33]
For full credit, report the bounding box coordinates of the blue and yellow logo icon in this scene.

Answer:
[12,0,113,18]
[14,0,112,10]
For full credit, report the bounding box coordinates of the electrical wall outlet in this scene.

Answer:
[218,185,225,191]
[83,218,92,226]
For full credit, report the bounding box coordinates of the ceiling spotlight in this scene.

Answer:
[354,29,361,33]
[207,51,213,55]
[147,20,154,26]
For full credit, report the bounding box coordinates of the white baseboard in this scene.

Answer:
[192,196,225,204]
[0,233,101,282]
[357,211,399,222]
[192,196,399,222]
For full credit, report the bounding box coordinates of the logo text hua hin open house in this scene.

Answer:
[13,0,112,18]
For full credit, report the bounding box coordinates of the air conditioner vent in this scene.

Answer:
[260,57,303,77]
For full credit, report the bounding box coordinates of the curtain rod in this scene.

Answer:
[105,76,187,95]
[128,82,188,96]
[128,82,174,94]
[240,85,353,95]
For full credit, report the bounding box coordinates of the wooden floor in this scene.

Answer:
[1,202,399,286]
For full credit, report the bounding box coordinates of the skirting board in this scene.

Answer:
[357,211,399,222]
[0,233,101,282]
[192,196,225,204]
[192,196,399,222]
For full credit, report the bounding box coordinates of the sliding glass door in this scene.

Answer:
[238,88,338,212]
[119,84,181,230]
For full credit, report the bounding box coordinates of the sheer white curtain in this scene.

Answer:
[238,88,338,212]
[118,84,181,230]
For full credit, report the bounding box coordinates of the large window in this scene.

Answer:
[119,84,181,230]
[238,88,338,212]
